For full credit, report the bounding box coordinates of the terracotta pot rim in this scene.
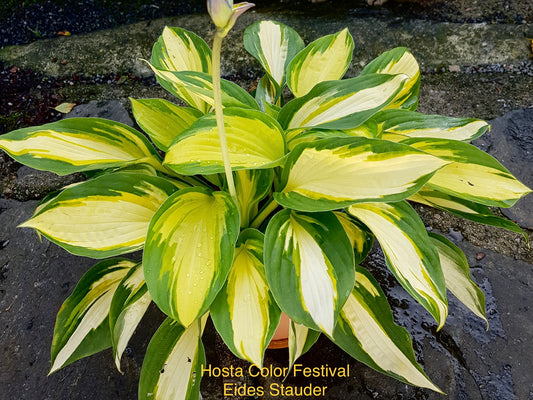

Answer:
[267,338,288,349]
[267,312,290,349]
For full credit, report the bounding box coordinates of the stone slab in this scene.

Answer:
[64,100,134,127]
[0,13,531,79]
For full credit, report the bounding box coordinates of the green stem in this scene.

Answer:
[143,156,208,187]
[250,198,279,229]
[212,32,237,204]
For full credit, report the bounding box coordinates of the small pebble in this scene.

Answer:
[448,65,461,72]
[448,228,464,243]
[476,252,486,260]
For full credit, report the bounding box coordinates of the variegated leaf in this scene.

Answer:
[202,173,226,189]
[234,169,274,227]
[334,212,374,265]
[287,28,354,98]
[332,266,442,393]
[109,262,151,372]
[403,137,532,207]
[429,233,488,326]
[278,73,407,130]
[131,98,202,151]
[409,188,526,239]
[210,229,281,367]
[104,163,197,190]
[288,320,320,371]
[112,163,159,176]
[275,137,448,212]
[373,109,489,141]
[50,258,135,374]
[361,47,420,110]
[380,132,409,142]
[348,201,448,328]
[342,120,379,138]
[262,101,281,120]
[143,187,240,327]
[138,316,207,400]
[244,20,305,92]
[264,210,355,335]
[286,123,378,151]
[255,74,280,111]
[150,26,212,113]
[19,172,178,258]
[287,129,352,151]
[0,118,162,175]
[147,68,259,113]
[164,107,286,175]
[151,26,211,73]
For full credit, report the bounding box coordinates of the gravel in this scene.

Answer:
[420,61,533,76]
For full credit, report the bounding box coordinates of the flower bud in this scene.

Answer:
[208,0,254,37]
[207,0,233,31]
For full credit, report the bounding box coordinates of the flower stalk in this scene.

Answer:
[209,0,254,206]
[212,32,238,204]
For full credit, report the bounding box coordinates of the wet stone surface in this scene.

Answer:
[1,166,83,201]
[64,99,134,127]
[4,205,529,400]
[0,101,531,399]
[0,199,145,400]
[362,240,533,400]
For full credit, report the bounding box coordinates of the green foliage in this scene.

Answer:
[0,14,531,400]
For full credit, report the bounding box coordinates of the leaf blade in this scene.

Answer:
[0,118,161,175]
[348,201,448,328]
[409,188,526,239]
[244,20,305,90]
[19,172,178,258]
[138,316,206,400]
[147,68,259,112]
[287,28,354,97]
[288,320,320,371]
[164,107,286,175]
[264,210,355,335]
[210,229,281,367]
[131,98,202,151]
[275,137,448,212]
[150,26,212,113]
[429,233,487,325]
[50,258,135,373]
[373,109,489,141]
[361,47,420,110]
[143,187,240,327]
[332,266,442,393]
[109,262,151,372]
[403,137,532,207]
[278,73,408,130]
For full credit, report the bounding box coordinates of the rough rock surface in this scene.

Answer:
[0,13,531,79]
[474,108,533,229]
[64,99,134,127]
[0,166,82,201]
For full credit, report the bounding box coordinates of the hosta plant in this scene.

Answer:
[0,1,530,398]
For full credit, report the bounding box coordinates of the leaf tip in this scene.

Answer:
[17,219,34,229]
